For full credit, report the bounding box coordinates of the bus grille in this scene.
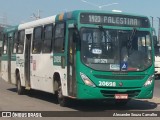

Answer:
[100,90,141,98]
[94,75,145,80]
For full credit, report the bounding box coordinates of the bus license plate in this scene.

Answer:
[115,94,128,99]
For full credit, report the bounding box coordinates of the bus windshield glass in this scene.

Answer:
[80,28,152,71]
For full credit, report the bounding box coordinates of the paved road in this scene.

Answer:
[0,78,160,119]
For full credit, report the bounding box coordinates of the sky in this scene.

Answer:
[0,0,160,33]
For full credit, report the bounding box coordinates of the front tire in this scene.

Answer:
[57,84,69,107]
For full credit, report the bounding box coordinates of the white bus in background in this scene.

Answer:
[155,44,160,77]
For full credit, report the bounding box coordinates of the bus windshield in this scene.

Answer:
[80,27,152,71]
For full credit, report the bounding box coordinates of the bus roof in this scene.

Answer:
[55,10,149,22]
[3,26,18,33]
[18,15,56,30]
[3,10,150,33]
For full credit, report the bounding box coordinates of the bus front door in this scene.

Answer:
[24,34,31,89]
[67,28,76,97]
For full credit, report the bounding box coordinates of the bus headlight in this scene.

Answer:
[80,72,96,87]
[144,75,154,87]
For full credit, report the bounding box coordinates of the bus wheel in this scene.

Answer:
[57,84,69,107]
[16,73,25,95]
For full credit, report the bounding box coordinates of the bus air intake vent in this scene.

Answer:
[94,75,145,80]
[100,90,141,98]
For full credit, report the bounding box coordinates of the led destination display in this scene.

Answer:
[80,13,150,28]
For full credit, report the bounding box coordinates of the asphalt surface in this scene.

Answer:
[0,78,160,120]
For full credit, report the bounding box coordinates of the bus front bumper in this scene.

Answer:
[77,83,154,100]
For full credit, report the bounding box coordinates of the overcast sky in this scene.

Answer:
[0,0,159,33]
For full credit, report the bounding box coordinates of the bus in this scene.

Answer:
[0,10,157,106]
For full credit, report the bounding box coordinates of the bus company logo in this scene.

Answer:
[2,112,11,117]
[119,82,123,87]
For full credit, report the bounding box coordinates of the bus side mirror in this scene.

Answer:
[73,31,79,43]
[68,23,79,43]
[153,35,157,46]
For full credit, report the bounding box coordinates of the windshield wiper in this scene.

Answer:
[98,25,112,51]
[127,28,137,50]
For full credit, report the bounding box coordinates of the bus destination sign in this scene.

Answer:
[80,13,150,28]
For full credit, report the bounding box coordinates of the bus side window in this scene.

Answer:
[155,46,160,56]
[3,34,7,54]
[17,30,25,54]
[42,24,53,53]
[32,27,43,54]
[0,32,2,56]
[13,32,18,54]
[0,32,2,41]
[53,23,65,53]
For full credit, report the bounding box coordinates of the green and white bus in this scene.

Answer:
[0,10,157,106]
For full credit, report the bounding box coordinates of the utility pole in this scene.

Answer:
[150,16,154,27]
[30,9,41,20]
